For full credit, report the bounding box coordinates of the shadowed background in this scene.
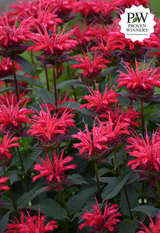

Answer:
[0,0,159,15]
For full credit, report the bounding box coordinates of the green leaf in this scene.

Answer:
[57,79,85,89]
[131,205,160,217]
[60,101,93,117]
[17,184,46,207]
[121,184,138,217]
[132,16,138,23]
[0,210,11,233]
[11,55,37,75]
[68,174,88,185]
[0,86,25,93]
[101,171,131,200]
[1,75,43,87]
[30,198,67,220]
[119,220,138,233]
[66,186,98,216]
[32,88,55,104]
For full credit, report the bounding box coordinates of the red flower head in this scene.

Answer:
[114,0,150,9]
[73,0,116,25]
[0,132,20,166]
[73,122,110,162]
[10,0,39,17]
[0,57,21,79]
[6,208,58,233]
[138,214,160,233]
[0,15,30,57]
[0,176,10,191]
[117,60,160,101]
[41,91,76,115]
[20,4,63,32]
[0,97,34,136]
[79,197,121,233]
[27,106,75,151]
[70,20,95,50]
[28,24,78,65]
[79,84,120,115]
[71,50,110,85]
[126,128,160,184]
[40,0,76,22]
[32,150,77,191]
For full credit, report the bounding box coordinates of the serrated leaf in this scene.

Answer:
[119,220,138,233]
[66,186,98,216]
[0,86,25,93]
[30,198,67,220]
[132,16,138,23]
[1,75,43,87]
[102,171,131,200]
[0,210,11,233]
[68,174,88,185]
[11,55,37,75]
[131,205,160,217]
[17,184,46,207]
[57,79,85,89]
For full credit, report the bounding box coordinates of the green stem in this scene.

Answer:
[140,100,145,138]
[17,147,29,192]
[59,191,76,233]
[44,65,50,92]
[52,65,58,111]
[11,60,19,103]
[94,161,102,203]
[114,151,133,220]
[108,72,112,85]
[156,180,160,198]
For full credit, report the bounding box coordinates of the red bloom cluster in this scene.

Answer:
[27,24,78,65]
[138,215,160,233]
[6,209,58,233]
[0,16,30,57]
[79,197,121,232]
[126,128,160,183]
[0,176,9,191]
[71,50,109,84]
[117,61,160,101]
[0,96,34,135]
[27,106,75,150]
[0,132,19,166]
[73,122,109,161]
[32,150,77,191]
[79,84,120,114]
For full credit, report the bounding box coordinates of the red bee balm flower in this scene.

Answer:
[79,84,120,114]
[28,24,78,65]
[27,106,75,151]
[0,133,20,166]
[0,57,21,79]
[126,128,160,184]
[0,177,9,191]
[0,97,34,136]
[6,208,58,233]
[117,61,160,101]
[32,150,77,191]
[73,122,109,162]
[0,16,30,57]
[79,197,121,233]
[138,214,160,233]
[71,50,110,85]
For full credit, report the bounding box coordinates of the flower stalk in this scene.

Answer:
[94,161,102,203]
[11,60,19,103]
[44,65,50,91]
[141,100,145,138]
[52,65,58,111]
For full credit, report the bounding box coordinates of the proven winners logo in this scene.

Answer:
[119,5,156,42]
